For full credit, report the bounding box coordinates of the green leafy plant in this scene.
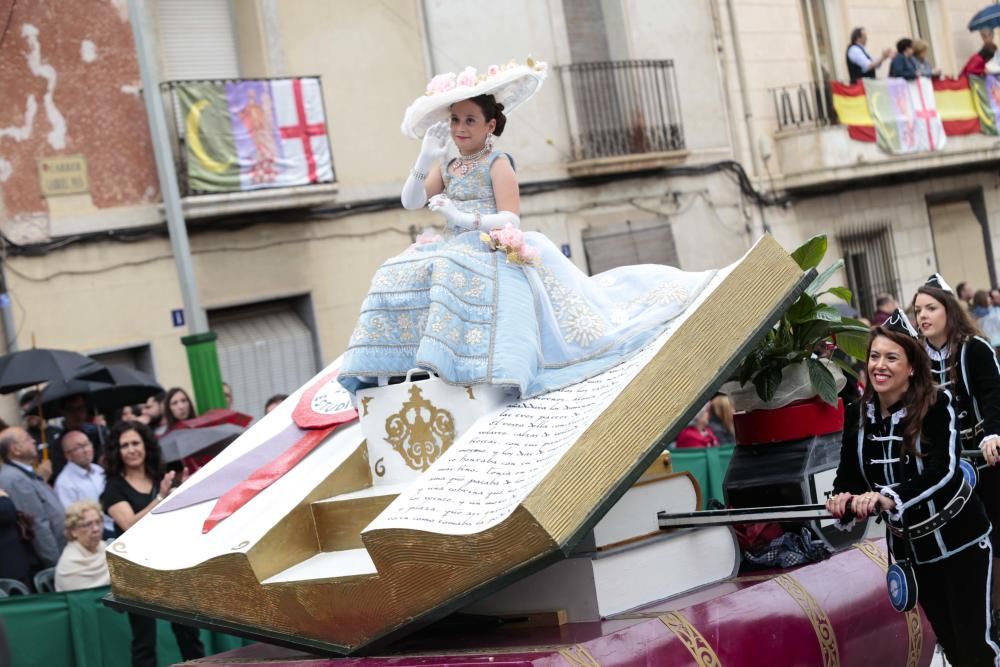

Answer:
[733,235,870,407]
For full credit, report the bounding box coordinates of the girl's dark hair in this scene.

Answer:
[912,286,984,389]
[164,387,196,429]
[863,326,937,457]
[981,44,998,60]
[467,94,507,136]
[106,421,163,479]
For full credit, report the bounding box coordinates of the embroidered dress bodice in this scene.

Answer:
[340,151,717,399]
[440,151,510,218]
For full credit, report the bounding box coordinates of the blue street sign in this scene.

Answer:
[561,243,571,257]
[171,309,185,327]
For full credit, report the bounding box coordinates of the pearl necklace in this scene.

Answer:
[454,144,490,176]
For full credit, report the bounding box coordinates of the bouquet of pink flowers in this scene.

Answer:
[481,223,540,265]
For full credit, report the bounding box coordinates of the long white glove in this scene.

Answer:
[401,122,449,209]
[428,195,520,232]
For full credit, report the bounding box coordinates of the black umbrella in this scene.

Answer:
[159,423,244,463]
[0,348,111,395]
[38,365,162,415]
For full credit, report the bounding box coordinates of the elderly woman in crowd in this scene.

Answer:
[54,500,110,591]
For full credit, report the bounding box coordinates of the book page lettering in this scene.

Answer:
[365,336,665,535]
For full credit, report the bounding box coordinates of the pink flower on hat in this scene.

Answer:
[487,65,500,78]
[456,67,478,87]
[426,72,456,94]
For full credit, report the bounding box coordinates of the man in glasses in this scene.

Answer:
[0,427,66,567]
[54,431,114,539]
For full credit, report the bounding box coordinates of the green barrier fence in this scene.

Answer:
[669,443,736,508]
[0,586,251,667]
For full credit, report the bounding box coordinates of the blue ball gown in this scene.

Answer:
[339,151,717,398]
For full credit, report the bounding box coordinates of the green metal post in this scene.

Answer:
[182,332,226,414]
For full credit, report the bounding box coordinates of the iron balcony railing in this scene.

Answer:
[770,80,838,131]
[559,60,685,161]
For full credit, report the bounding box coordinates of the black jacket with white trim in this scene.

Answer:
[926,336,1000,448]
[833,389,990,564]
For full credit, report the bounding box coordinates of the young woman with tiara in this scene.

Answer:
[827,310,998,665]
[913,273,1000,615]
[339,59,716,398]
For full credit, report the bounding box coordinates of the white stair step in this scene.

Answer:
[262,548,376,585]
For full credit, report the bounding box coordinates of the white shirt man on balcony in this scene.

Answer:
[846,27,892,84]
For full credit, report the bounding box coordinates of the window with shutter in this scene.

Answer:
[209,301,320,417]
[582,219,680,275]
[158,0,240,80]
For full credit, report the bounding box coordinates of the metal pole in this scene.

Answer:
[127,0,208,334]
[127,0,225,413]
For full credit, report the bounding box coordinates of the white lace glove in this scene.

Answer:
[401,122,450,209]
[428,195,520,232]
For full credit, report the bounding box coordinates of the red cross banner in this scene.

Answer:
[862,77,947,154]
[175,77,335,193]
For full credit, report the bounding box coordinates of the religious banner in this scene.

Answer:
[968,74,1000,135]
[862,77,946,154]
[174,77,335,193]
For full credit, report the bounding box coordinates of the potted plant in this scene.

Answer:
[724,235,870,412]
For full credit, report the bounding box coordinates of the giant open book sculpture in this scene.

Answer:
[106,236,807,655]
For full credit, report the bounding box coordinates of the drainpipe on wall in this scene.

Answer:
[724,0,768,240]
[417,0,437,79]
[0,259,16,354]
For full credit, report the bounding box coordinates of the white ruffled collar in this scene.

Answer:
[866,397,907,424]
[924,340,950,362]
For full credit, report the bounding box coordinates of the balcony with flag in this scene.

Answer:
[768,76,1000,192]
[162,77,338,219]
[558,60,688,177]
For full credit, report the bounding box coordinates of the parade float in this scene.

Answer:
[102,235,937,666]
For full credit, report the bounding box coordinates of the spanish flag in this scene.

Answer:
[933,77,980,135]
[831,81,875,142]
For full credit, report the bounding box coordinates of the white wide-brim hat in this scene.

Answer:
[401,58,548,139]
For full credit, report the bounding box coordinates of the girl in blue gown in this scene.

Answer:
[340,61,715,398]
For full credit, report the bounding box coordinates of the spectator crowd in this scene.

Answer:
[846,24,1000,84]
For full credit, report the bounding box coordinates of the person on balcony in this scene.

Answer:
[888,38,918,80]
[339,59,716,399]
[846,27,893,84]
[912,39,941,78]
[961,43,998,78]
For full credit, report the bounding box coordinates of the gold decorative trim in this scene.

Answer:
[660,612,723,666]
[852,541,923,667]
[558,644,601,667]
[853,540,889,570]
[774,574,840,667]
[384,385,455,471]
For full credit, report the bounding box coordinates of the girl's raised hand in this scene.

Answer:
[420,121,450,162]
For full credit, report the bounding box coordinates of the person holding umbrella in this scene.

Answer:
[101,421,203,666]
